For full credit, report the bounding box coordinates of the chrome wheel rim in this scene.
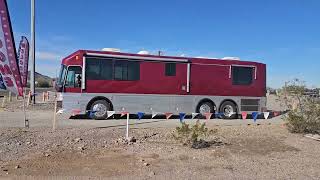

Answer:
[92,103,107,117]
[223,105,234,117]
[199,104,211,114]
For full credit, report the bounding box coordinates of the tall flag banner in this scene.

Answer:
[241,112,248,120]
[151,112,157,119]
[0,0,23,96]
[164,112,173,120]
[179,113,186,123]
[107,111,115,118]
[191,113,199,119]
[137,112,144,120]
[252,112,259,122]
[204,112,213,122]
[17,36,29,87]
[263,112,270,119]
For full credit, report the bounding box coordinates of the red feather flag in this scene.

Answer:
[0,0,23,96]
[17,36,29,87]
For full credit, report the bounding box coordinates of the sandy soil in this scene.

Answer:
[0,93,319,179]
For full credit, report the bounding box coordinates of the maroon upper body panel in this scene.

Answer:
[61,50,266,97]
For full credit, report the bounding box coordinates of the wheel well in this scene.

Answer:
[196,98,216,113]
[86,96,114,111]
[219,99,238,113]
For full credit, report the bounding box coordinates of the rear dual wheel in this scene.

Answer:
[219,101,237,119]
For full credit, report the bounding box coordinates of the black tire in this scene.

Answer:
[196,101,215,114]
[89,99,111,120]
[219,101,237,119]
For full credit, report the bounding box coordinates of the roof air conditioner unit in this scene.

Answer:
[101,48,121,52]
[137,50,150,55]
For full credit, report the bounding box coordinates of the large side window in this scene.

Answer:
[100,60,113,80]
[86,57,140,81]
[86,58,113,80]
[114,60,140,81]
[86,58,101,80]
[232,66,254,85]
[165,63,176,76]
[128,61,140,80]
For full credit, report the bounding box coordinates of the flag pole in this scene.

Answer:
[23,92,29,128]
[30,0,36,104]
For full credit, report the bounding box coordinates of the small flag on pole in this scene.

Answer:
[191,113,199,119]
[152,112,157,119]
[56,109,64,114]
[252,112,259,122]
[121,111,129,117]
[273,111,280,117]
[203,113,212,122]
[241,112,248,120]
[89,110,97,119]
[107,111,115,118]
[263,112,270,119]
[71,109,81,116]
[137,112,144,120]
[165,112,173,120]
[214,112,223,118]
[179,113,186,123]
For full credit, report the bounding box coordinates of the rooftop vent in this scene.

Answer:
[101,48,121,52]
[137,50,150,55]
[222,57,240,60]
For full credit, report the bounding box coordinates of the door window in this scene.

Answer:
[65,66,82,88]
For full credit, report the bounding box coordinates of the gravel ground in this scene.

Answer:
[0,125,319,179]
[0,94,319,179]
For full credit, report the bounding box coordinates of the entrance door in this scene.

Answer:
[64,66,82,93]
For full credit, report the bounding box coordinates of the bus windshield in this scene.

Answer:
[58,65,67,85]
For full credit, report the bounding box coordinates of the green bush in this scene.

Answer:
[173,120,217,146]
[37,80,50,88]
[278,79,320,134]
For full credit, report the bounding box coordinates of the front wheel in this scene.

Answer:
[90,100,110,120]
[219,101,237,119]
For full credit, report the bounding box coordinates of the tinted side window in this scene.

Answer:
[232,66,253,85]
[100,60,113,80]
[86,58,101,80]
[114,60,140,81]
[128,61,140,80]
[165,63,176,76]
[86,58,113,80]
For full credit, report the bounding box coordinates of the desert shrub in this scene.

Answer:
[37,80,50,88]
[173,120,217,147]
[278,79,320,134]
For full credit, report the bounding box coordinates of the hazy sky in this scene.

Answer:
[7,0,320,88]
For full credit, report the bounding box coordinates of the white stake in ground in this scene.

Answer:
[52,95,57,130]
[126,113,129,140]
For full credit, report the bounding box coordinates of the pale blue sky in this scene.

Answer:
[7,0,320,88]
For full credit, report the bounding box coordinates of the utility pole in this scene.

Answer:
[30,0,35,104]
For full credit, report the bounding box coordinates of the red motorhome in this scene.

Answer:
[56,49,266,119]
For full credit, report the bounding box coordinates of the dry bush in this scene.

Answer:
[278,79,320,134]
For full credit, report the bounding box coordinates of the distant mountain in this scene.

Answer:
[27,71,53,86]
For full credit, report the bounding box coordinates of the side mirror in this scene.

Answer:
[55,83,63,92]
